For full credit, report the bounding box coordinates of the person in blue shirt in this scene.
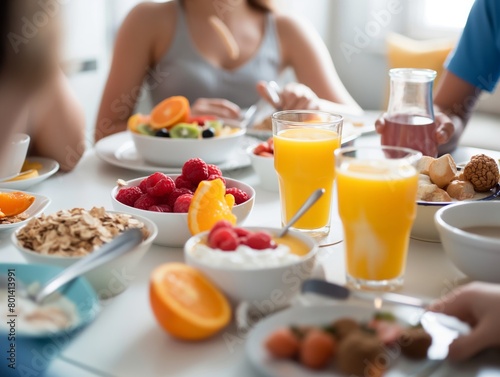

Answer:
[377,0,500,154]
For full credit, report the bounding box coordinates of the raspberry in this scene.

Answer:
[148,204,172,213]
[208,220,234,245]
[208,227,239,251]
[207,164,222,178]
[234,227,251,238]
[116,186,143,207]
[139,178,149,193]
[225,187,249,205]
[147,176,175,198]
[182,158,209,185]
[175,175,195,191]
[167,187,193,208]
[207,175,226,185]
[243,231,276,250]
[173,193,193,213]
[134,194,157,210]
[146,172,167,187]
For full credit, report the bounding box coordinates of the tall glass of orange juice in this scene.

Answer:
[335,146,421,291]
[272,111,343,238]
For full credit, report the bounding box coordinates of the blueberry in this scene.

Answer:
[202,128,215,138]
[155,128,170,138]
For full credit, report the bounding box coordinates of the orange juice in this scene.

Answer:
[337,162,418,282]
[274,128,340,230]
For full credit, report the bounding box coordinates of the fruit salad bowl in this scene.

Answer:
[130,125,245,167]
[111,173,255,248]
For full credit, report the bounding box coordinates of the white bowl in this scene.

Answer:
[184,227,318,307]
[130,126,245,167]
[411,201,448,242]
[111,175,255,247]
[247,145,279,192]
[0,189,51,232]
[435,201,500,283]
[12,211,158,297]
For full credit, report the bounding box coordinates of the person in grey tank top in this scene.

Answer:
[95,0,362,140]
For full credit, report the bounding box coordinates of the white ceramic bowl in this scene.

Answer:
[435,201,500,283]
[247,145,279,192]
[130,126,245,167]
[184,227,318,307]
[111,175,255,247]
[12,211,158,297]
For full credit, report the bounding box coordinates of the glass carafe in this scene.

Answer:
[381,68,438,157]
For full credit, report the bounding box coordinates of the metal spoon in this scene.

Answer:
[1,228,143,304]
[240,104,258,129]
[278,188,325,238]
[265,81,282,109]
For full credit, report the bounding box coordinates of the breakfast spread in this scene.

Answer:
[16,207,149,256]
[416,153,500,201]
[264,312,432,374]
[0,283,79,335]
[128,95,239,139]
[0,191,35,223]
[115,158,249,214]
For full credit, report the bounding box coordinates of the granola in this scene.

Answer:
[0,212,30,224]
[16,207,149,257]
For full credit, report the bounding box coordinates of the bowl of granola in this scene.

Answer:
[11,207,158,297]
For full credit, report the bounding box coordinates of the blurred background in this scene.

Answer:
[62,0,499,142]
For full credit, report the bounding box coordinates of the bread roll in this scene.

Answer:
[416,156,435,175]
[446,180,475,200]
[417,183,452,202]
[429,154,457,188]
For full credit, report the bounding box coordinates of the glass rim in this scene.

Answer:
[389,68,437,82]
[334,145,422,163]
[272,110,343,126]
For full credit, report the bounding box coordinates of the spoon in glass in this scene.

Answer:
[278,188,325,237]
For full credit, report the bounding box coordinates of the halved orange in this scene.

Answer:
[0,191,35,218]
[127,113,151,133]
[188,179,237,235]
[150,96,190,130]
[149,263,231,340]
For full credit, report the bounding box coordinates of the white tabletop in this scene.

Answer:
[2,132,500,377]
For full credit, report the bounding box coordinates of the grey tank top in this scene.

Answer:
[149,1,281,109]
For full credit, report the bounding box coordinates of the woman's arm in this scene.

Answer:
[275,14,363,115]
[95,3,169,141]
[30,71,86,171]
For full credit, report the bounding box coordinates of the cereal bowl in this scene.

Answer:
[111,175,255,247]
[130,125,245,167]
[12,209,158,297]
[0,263,99,376]
[435,201,500,283]
[184,227,318,307]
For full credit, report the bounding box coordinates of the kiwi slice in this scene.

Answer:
[136,124,155,136]
[205,120,223,136]
[170,123,201,139]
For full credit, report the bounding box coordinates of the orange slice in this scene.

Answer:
[127,113,151,133]
[188,179,237,235]
[21,160,43,172]
[149,263,231,340]
[150,96,190,130]
[0,191,35,218]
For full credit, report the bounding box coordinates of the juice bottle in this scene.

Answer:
[274,128,340,231]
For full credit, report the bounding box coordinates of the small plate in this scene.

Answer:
[95,132,258,173]
[0,189,51,231]
[0,157,59,190]
[246,304,459,377]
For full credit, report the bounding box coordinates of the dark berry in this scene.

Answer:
[202,128,215,138]
[155,128,170,138]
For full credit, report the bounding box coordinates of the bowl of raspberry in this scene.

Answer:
[184,221,318,307]
[247,138,278,192]
[111,158,255,247]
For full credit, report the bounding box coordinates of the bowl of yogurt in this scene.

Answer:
[184,225,318,307]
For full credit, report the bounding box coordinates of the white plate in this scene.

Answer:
[95,132,258,173]
[246,304,459,377]
[0,189,51,231]
[0,157,59,190]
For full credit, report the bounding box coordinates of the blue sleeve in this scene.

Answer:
[446,0,500,92]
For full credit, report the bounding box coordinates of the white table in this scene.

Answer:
[2,132,500,377]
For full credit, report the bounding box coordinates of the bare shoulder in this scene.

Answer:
[274,13,313,40]
[120,1,176,35]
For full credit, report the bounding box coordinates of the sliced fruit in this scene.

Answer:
[136,124,156,136]
[188,178,237,235]
[188,115,217,125]
[4,169,39,182]
[127,113,151,133]
[0,191,35,218]
[206,120,223,136]
[149,263,231,340]
[150,96,190,130]
[170,123,201,139]
[21,160,43,172]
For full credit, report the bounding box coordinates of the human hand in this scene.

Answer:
[191,98,241,119]
[428,282,500,361]
[374,112,455,146]
[256,81,320,110]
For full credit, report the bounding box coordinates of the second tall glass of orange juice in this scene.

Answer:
[272,111,343,238]
[335,146,421,291]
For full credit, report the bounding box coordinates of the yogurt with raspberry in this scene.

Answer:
[187,243,301,269]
